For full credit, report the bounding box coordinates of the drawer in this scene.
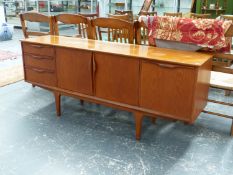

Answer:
[22,43,54,57]
[25,67,57,86]
[23,54,55,71]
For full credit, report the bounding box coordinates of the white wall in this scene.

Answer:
[0,5,6,24]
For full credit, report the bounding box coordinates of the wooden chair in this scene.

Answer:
[91,17,134,44]
[202,18,233,135]
[115,10,134,22]
[135,20,149,45]
[19,12,54,38]
[190,13,211,19]
[212,15,233,95]
[202,55,233,136]
[164,12,182,17]
[53,14,92,38]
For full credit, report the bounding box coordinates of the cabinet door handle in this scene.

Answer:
[93,57,97,73]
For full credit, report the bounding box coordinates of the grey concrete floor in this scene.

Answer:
[0,29,233,175]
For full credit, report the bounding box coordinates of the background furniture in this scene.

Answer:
[201,0,227,16]
[115,10,134,22]
[164,12,182,17]
[190,13,211,19]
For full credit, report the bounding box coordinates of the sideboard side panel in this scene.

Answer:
[191,58,212,122]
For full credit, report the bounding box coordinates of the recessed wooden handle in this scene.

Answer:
[157,63,179,69]
[27,54,53,60]
[31,68,53,73]
[30,44,50,48]
[154,62,193,69]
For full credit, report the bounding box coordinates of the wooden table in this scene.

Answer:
[21,35,213,140]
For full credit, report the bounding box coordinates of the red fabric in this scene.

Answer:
[147,16,232,52]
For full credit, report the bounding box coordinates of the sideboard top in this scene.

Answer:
[21,35,213,66]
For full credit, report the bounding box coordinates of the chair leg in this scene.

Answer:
[80,100,84,105]
[54,92,61,117]
[231,120,233,136]
[225,90,231,96]
[134,112,144,140]
[32,84,35,88]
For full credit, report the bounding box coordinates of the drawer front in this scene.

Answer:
[22,43,54,57]
[140,61,196,121]
[25,68,56,86]
[24,54,55,71]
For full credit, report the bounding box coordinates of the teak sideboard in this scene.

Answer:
[21,35,213,140]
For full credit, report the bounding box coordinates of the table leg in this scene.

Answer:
[134,112,144,140]
[54,92,61,117]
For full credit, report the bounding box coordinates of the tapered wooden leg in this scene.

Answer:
[80,100,84,105]
[134,112,144,140]
[54,92,61,117]
[231,120,233,136]
[151,117,156,124]
[32,84,35,88]
[225,90,231,96]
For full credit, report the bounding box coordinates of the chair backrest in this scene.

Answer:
[108,13,131,22]
[135,20,149,45]
[190,13,210,19]
[91,17,134,44]
[53,13,91,38]
[115,10,134,22]
[164,12,182,17]
[19,12,54,38]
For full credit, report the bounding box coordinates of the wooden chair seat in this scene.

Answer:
[210,71,233,91]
